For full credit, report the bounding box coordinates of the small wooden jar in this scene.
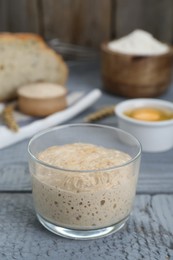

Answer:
[101,43,173,98]
[17,83,67,116]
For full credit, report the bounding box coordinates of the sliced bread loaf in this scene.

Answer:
[0,33,68,101]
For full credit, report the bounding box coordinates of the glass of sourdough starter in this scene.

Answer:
[28,124,141,240]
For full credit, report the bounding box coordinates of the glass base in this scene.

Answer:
[37,213,129,240]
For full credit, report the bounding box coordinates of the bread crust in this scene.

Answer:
[0,33,68,101]
[0,32,44,41]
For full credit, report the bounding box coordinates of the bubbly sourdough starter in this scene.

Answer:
[32,143,138,229]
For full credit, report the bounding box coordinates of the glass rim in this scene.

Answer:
[28,123,142,173]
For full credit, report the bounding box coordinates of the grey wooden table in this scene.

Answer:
[0,61,173,260]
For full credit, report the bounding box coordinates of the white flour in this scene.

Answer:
[108,29,169,56]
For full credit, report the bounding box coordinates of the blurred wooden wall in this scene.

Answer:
[0,0,173,48]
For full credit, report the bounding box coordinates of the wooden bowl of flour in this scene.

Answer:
[101,44,173,98]
[17,82,67,116]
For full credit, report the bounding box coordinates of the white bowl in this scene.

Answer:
[116,98,173,152]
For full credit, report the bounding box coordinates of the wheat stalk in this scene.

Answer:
[84,105,115,122]
[2,104,19,132]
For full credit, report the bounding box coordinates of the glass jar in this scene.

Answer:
[28,124,141,240]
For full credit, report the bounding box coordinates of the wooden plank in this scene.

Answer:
[41,0,112,47]
[8,0,40,33]
[115,0,173,43]
[0,0,9,31]
[0,193,172,259]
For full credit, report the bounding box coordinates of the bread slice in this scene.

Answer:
[17,82,67,116]
[0,33,68,101]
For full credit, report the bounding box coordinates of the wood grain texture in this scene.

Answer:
[0,0,9,31]
[115,0,173,43]
[0,0,40,33]
[0,193,172,260]
[0,0,173,47]
[101,43,173,98]
[41,0,111,47]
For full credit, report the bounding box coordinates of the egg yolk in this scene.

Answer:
[124,107,173,121]
[131,108,161,121]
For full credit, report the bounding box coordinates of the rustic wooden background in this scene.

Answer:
[0,0,173,48]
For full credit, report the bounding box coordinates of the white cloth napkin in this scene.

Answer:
[0,89,102,149]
